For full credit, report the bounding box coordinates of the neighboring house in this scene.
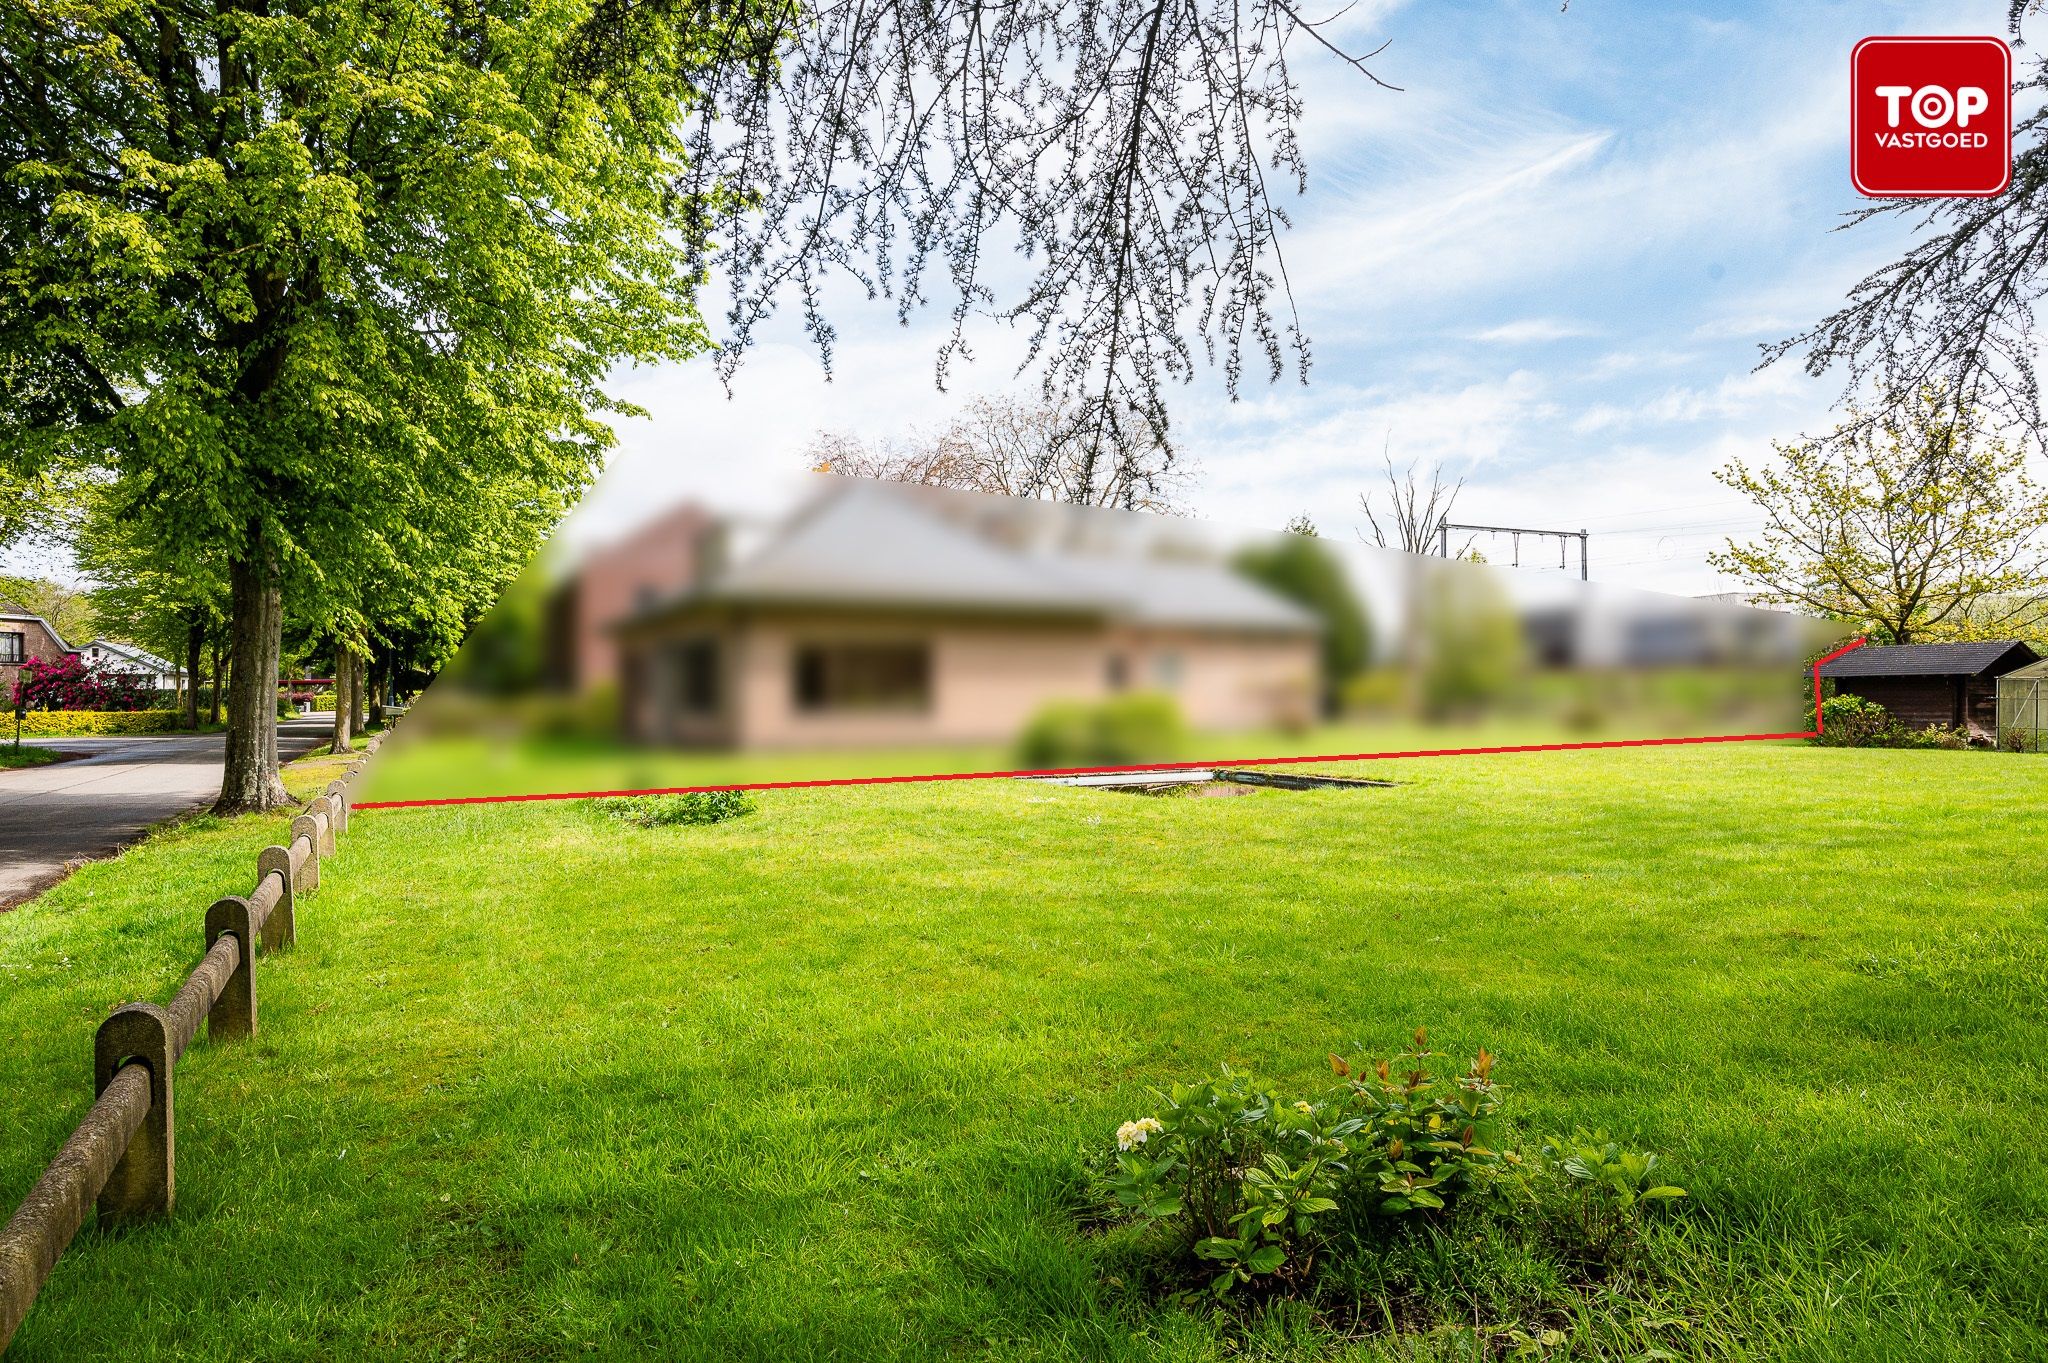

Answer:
[0,604,75,703]
[613,481,1322,748]
[80,638,181,691]
[1819,640,2042,740]
[545,501,716,692]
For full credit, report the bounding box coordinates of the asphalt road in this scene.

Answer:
[0,718,333,909]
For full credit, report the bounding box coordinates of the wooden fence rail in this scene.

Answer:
[0,733,384,1355]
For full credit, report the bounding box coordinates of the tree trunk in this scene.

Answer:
[182,615,204,730]
[331,642,355,755]
[353,647,370,734]
[367,652,387,729]
[208,635,224,725]
[215,536,290,814]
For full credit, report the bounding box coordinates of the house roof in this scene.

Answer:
[0,603,74,654]
[87,638,177,673]
[1818,640,2041,679]
[625,480,1321,636]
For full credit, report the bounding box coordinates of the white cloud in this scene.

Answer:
[1469,318,1599,344]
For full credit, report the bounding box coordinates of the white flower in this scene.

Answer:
[1116,1117,1164,1152]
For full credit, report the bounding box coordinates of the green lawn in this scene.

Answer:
[0,746,67,770]
[2,743,2044,1360]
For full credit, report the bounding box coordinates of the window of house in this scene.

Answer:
[673,638,720,713]
[793,642,931,713]
[0,631,23,664]
[1153,651,1184,690]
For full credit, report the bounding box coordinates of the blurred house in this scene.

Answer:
[612,482,1321,748]
[1,602,75,700]
[1819,640,2041,740]
[544,502,716,692]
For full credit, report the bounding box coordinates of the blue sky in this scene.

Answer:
[577,0,2026,596]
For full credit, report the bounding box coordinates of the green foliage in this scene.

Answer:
[1815,694,1977,749]
[0,575,95,643]
[1813,693,1896,747]
[1417,567,1524,718]
[1536,1129,1686,1264]
[1015,693,1186,768]
[1711,392,2048,644]
[13,709,182,737]
[594,790,758,828]
[1232,535,1370,711]
[2,0,720,800]
[0,744,65,769]
[1106,1032,1684,1301]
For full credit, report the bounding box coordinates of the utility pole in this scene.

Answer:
[1437,520,1590,580]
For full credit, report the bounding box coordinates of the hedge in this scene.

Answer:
[12,709,184,737]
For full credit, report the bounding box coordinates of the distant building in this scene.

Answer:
[0,604,74,702]
[1819,640,2041,740]
[80,639,180,690]
[544,502,716,692]
[612,481,1321,748]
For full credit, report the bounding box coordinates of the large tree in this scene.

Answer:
[6,0,1391,809]
[1709,394,2048,644]
[1,0,713,809]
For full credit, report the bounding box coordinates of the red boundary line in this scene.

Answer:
[355,638,1869,810]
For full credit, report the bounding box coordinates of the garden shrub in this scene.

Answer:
[594,790,758,827]
[1015,692,1186,768]
[1812,693,1894,746]
[1813,694,1978,749]
[10,655,159,712]
[1101,1030,1682,1301]
[13,709,183,737]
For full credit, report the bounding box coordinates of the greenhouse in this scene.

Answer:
[1996,657,2048,753]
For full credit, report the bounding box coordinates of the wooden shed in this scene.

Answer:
[1819,640,2042,739]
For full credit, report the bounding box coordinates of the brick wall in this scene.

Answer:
[0,615,74,706]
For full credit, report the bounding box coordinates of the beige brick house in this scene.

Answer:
[611,482,1322,749]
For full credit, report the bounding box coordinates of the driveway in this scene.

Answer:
[0,718,334,909]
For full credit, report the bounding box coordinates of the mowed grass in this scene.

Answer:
[2,743,2045,1360]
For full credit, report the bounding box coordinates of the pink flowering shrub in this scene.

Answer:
[11,655,158,712]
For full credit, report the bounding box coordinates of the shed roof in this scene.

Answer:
[1818,640,2040,678]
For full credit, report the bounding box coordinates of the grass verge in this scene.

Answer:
[2,743,2044,1360]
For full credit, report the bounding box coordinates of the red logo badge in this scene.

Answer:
[1851,36,2011,197]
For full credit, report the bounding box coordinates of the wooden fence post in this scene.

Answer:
[202,897,258,1043]
[288,814,321,891]
[255,846,295,950]
[92,1006,173,1225]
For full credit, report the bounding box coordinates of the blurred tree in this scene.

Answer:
[1233,534,1370,714]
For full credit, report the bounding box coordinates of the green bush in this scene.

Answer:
[1015,692,1186,769]
[13,709,182,737]
[593,790,758,827]
[1102,1029,1682,1299]
[1814,694,1977,749]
